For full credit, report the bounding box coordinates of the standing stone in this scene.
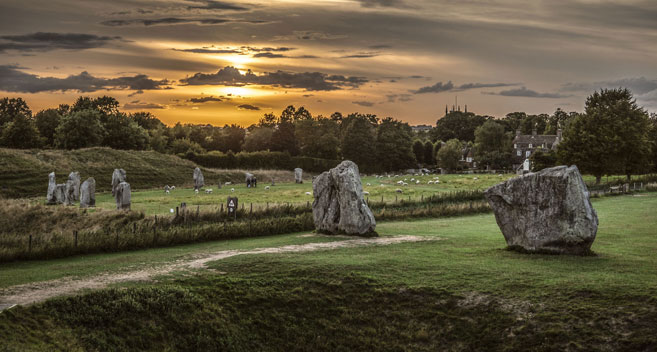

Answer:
[294,168,303,184]
[80,178,96,208]
[312,160,376,236]
[115,182,131,210]
[46,172,57,204]
[54,184,66,204]
[111,169,127,196]
[193,167,204,190]
[67,171,81,201]
[245,172,257,188]
[64,180,76,205]
[484,165,598,255]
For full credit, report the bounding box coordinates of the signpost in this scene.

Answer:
[227,197,238,220]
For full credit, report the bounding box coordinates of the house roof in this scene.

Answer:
[513,134,558,145]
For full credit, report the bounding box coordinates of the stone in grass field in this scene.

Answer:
[64,179,76,205]
[115,182,131,210]
[67,171,81,201]
[245,172,257,188]
[80,177,96,208]
[193,167,204,191]
[312,160,376,236]
[295,168,303,184]
[46,172,57,204]
[111,169,126,196]
[484,165,598,255]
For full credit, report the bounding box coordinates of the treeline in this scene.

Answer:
[0,97,416,173]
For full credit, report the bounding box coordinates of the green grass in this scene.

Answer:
[1,194,656,350]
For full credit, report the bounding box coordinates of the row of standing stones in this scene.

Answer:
[310,161,598,255]
[46,169,131,210]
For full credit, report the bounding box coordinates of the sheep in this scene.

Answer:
[231,188,235,192]
[428,181,433,184]
[363,191,370,195]
[165,190,170,194]
[366,182,371,186]
[305,191,312,196]
[170,186,176,190]
[194,189,199,194]
[265,186,270,190]
[380,184,385,187]
[225,182,232,185]
[416,180,420,184]
[396,180,404,185]
[410,178,415,182]
[205,189,213,194]
[403,182,408,186]
[395,189,403,193]
[473,177,479,180]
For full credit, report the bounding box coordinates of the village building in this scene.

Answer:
[512,126,562,171]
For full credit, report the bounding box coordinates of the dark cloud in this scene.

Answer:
[237,104,260,110]
[175,48,241,54]
[187,96,223,103]
[123,101,166,109]
[174,46,295,55]
[484,87,570,99]
[252,52,318,59]
[561,77,657,95]
[0,32,120,53]
[101,18,269,27]
[356,0,410,9]
[0,65,169,93]
[413,81,518,94]
[273,31,347,41]
[340,52,380,58]
[186,0,249,11]
[352,100,375,107]
[386,94,412,103]
[369,44,391,49]
[180,66,368,91]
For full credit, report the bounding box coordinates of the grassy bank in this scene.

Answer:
[1,194,656,351]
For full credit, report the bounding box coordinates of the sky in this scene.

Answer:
[1,0,657,126]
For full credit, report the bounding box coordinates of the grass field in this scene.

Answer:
[1,193,656,351]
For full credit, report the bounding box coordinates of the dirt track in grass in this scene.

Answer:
[0,235,431,308]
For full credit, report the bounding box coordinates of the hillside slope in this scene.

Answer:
[0,148,293,198]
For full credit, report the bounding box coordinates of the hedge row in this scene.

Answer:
[183,150,341,173]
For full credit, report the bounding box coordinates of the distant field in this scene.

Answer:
[1,194,655,351]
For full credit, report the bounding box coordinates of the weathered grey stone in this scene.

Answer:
[312,160,376,235]
[115,182,131,210]
[484,165,598,255]
[111,169,126,196]
[80,178,96,208]
[245,172,257,187]
[54,184,66,204]
[193,167,204,190]
[294,168,303,184]
[64,180,76,205]
[67,171,81,201]
[46,172,57,204]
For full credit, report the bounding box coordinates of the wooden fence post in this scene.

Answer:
[74,231,78,248]
[29,234,32,252]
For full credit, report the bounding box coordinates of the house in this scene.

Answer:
[512,126,562,171]
[460,147,476,169]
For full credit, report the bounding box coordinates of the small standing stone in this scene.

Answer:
[294,168,303,184]
[54,184,66,204]
[67,171,81,201]
[112,169,127,196]
[115,182,131,210]
[64,179,76,205]
[46,172,57,204]
[80,177,96,208]
[193,167,204,191]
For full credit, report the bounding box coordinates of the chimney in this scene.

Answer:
[557,127,562,139]
[532,123,537,136]
[516,129,521,137]
[445,105,448,115]
[464,104,468,113]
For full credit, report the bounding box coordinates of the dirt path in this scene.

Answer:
[0,235,429,309]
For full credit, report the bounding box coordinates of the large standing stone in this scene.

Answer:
[80,177,96,208]
[312,160,376,235]
[484,165,598,255]
[115,182,131,210]
[245,172,257,188]
[46,172,57,204]
[54,184,66,204]
[294,168,303,184]
[67,171,81,201]
[193,167,204,190]
[111,169,127,196]
[64,180,76,205]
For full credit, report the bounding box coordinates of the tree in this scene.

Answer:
[0,114,41,149]
[474,120,511,170]
[375,118,416,171]
[295,117,340,159]
[530,149,557,171]
[558,88,651,183]
[649,114,657,172]
[170,138,205,155]
[424,140,435,165]
[243,127,273,152]
[341,114,376,172]
[34,109,62,147]
[0,97,31,132]
[102,113,149,150]
[436,139,462,172]
[131,112,165,130]
[412,140,425,164]
[54,109,105,149]
[221,124,246,153]
[432,111,488,142]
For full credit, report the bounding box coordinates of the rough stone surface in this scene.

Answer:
[80,178,96,208]
[67,171,81,201]
[312,160,376,235]
[64,180,76,205]
[115,182,131,210]
[245,172,257,187]
[54,184,66,204]
[484,165,598,255]
[193,167,204,190]
[294,168,303,184]
[46,172,57,204]
[111,169,127,196]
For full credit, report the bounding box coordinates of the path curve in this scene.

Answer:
[0,235,429,308]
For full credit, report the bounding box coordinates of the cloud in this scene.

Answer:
[180,66,368,91]
[188,96,223,103]
[340,52,380,58]
[386,94,412,103]
[123,101,166,109]
[356,0,410,9]
[174,46,295,55]
[237,104,260,110]
[484,87,570,99]
[0,65,169,93]
[413,81,518,94]
[273,31,347,41]
[561,77,657,95]
[252,52,318,59]
[0,32,120,53]
[101,18,270,27]
[186,0,249,11]
[352,100,375,107]
[369,44,392,49]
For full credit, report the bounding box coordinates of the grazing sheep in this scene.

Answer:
[231,188,235,192]
[395,189,403,193]
[170,186,176,190]
[195,189,199,194]
[366,183,371,186]
[305,191,312,196]
[165,190,170,194]
[380,184,384,187]
[498,174,503,177]
[416,180,420,184]
[403,182,408,186]
[265,186,270,190]
[428,181,433,184]
[225,182,232,185]
[363,191,370,195]
[205,189,213,194]
[410,178,415,182]
[473,177,479,180]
